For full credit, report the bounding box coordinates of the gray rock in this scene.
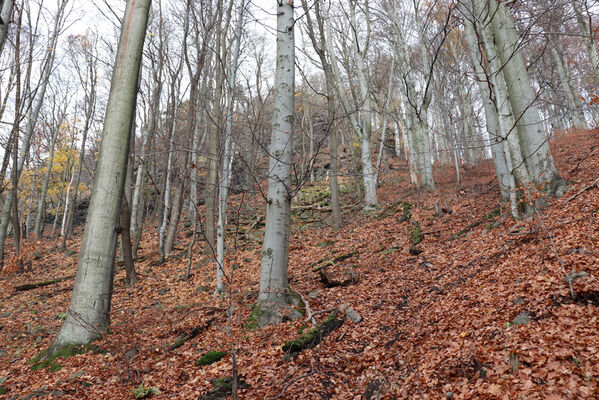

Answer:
[511,312,531,326]
[345,307,362,323]
[513,297,525,306]
[196,286,211,293]
[33,252,42,260]
[564,271,589,284]
[308,291,319,299]
[446,392,454,399]
[158,287,169,295]
[125,348,137,360]
[68,371,86,381]
[0,313,11,318]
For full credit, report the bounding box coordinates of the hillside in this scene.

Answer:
[0,129,598,399]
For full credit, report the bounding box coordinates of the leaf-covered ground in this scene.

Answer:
[1,129,598,399]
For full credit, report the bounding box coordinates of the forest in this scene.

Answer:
[0,0,598,398]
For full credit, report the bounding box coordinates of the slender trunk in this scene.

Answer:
[0,0,67,262]
[215,0,245,294]
[325,73,342,229]
[550,42,587,129]
[60,161,76,237]
[120,196,137,286]
[159,117,176,263]
[164,175,184,256]
[572,0,599,86]
[34,128,58,237]
[462,11,509,200]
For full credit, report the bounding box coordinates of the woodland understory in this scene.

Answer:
[0,128,597,399]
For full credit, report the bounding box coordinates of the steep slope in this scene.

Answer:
[0,129,597,399]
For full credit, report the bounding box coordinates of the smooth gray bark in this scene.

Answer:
[461,9,510,200]
[256,0,295,325]
[0,0,13,56]
[490,0,565,194]
[215,0,245,295]
[50,0,150,351]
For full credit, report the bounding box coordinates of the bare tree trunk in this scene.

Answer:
[549,39,587,129]
[255,0,295,326]
[215,0,245,295]
[489,0,566,196]
[461,9,509,200]
[120,196,137,286]
[0,0,13,56]
[49,0,149,352]
[34,127,58,237]
[572,0,599,87]
[300,0,342,228]
[0,0,68,263]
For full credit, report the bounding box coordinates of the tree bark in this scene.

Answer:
[256,0,295,325]
[49,0,150,351]
[489,0,566,195]
[0,0,13,56]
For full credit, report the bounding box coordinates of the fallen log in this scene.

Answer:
[14,276,74,292]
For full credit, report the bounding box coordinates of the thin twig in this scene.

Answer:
[565,178,599,203]
[529,198,574,298]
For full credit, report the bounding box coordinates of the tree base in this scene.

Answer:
[250,289,304,327]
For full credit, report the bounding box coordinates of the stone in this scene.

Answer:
[196,286,211,293]
[308,291,319,299]
[564,271,589,284]
[345,307,362,323]
[33,252,42,260]
[513,297,525,306]
[158,287,169,295]
[511,312,531,326]
[446,392,454,399]
[68,371,86,381]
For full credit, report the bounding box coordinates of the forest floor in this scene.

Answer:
[0,129,598,399]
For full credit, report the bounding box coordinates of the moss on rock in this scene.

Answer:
[195,351,227,366]
[29,343,103,371]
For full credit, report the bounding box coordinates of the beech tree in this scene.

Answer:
[48,0,150,352]
[254,0,298,325]
[0,0,13,56]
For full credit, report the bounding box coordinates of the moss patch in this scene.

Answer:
[282,312,343,355]
[244,304,264,331]
[410,221,423,245]
[195,351,227,366]
[214,377,233,391]
[29,344,103,371]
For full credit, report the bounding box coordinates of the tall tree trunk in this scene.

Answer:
[215,0,245,294]
[549,38,587,129]
[0,0,13,56]
[489,0,566,196]
[255,0,295,326]
[462,10,510,200]
[299,0,342,228]
[0,0,68,263]
[49,0,150,352]
[572,0,599,87]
